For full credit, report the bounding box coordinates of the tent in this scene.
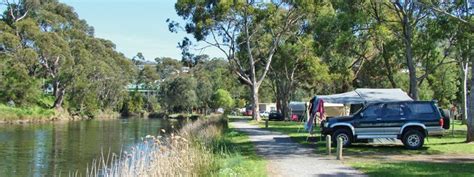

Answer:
[316,88,413,105]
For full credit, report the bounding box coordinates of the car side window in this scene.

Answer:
[363,104,383,118]
[383,103,401,117]
[405,103,435,119]
[406,103,434,114]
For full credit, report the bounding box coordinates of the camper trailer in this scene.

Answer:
[289,102,306,120]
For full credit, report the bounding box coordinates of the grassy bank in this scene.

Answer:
[90,115,266,177]
[0,104,55,122]
[256,120,474,177]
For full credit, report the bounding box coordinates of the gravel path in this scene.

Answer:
[230,120,366,177]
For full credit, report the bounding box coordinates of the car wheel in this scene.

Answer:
[402,130,425,150]
[332,129,352,147]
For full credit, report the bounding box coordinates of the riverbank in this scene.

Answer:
[91,115,266,176]
[0,104,56,124]
[0,104,123,124]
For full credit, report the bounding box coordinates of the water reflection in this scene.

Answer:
[0,118,180,177]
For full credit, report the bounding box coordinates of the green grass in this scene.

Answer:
[0,104,55,121]
[350,161,474,177]
[216,130,267,177]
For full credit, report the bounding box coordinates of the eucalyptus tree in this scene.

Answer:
[269,35,330,119]
[155,57,182,80]
[159,75,198,113]
[174,0,313,120]
[1,0,135,116]
[425,0,473,142]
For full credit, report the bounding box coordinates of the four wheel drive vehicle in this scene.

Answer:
[269,112,284,121]
[321,101,449,150]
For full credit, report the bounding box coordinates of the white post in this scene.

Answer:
[326,135,331,155]
[337,137,343,160]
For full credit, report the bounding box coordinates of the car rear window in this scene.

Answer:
[406,103,434,114]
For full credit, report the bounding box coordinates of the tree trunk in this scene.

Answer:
[382,44,397,88]
[460,62,468,124]
[251,85,260,121]
[397,6,419,100]
[52,80,64,109]
[466,61,474,142]
[53,87,65,110]
[281,94,290,120]
[404,27,418,100]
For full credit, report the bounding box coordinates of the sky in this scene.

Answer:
[59,0,224,61]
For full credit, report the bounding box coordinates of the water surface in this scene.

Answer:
[0,118,179,177]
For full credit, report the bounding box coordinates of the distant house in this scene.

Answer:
[127,83,158,98]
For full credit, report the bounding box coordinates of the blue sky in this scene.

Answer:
[59,0,223,61]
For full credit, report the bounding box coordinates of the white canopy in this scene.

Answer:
[316,88,413,104]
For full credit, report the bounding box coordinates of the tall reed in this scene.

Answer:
[82,116,227,177]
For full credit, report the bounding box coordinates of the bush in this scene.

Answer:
[211,89,234,113]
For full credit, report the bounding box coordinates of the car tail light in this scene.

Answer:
[439,118,444,127]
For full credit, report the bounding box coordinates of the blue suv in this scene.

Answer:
[321,101,449,149]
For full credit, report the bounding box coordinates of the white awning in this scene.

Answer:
[316,88,413,105]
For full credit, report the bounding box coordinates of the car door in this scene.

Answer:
[354,103,384,136]
[381,103,405,135]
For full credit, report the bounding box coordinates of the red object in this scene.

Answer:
[291,114,298,121]
[439,117,444,127]
[316,99,325,121]
[246,110,253,116]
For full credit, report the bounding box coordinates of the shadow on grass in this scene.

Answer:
[352,161,474,177]
[274,133,449,156]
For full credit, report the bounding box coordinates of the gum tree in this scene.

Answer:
[173,0,310,120]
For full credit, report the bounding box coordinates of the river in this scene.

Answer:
[0,118,181,177]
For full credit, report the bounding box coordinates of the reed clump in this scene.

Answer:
[85,115,229,177]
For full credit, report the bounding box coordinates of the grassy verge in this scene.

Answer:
[217,129,266,176]
[0,104,55,121]
[255,120,474,177]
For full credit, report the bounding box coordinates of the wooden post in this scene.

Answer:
[265,119,269,128]
[337,137,343,160]
[326,135,331,155]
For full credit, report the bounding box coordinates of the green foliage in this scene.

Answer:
[125,91,144,114]
[0,0,135,118]
[211,89,234,110]
[159,75,198,113]
[236,99,246,108]
[155,57,182,80]
[155,58,247,114]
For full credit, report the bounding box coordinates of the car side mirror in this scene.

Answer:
[360,112,364,118]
